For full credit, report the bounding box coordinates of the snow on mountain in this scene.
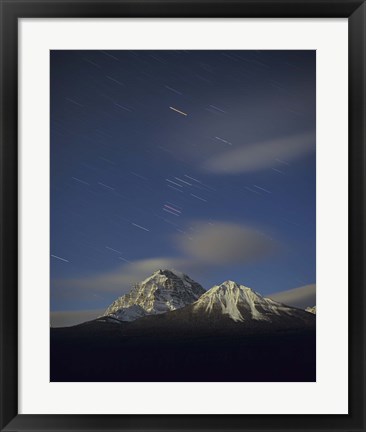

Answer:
[104,305,147,322]
[305,306,316,314]
[192,280,311,323]
[103,269,205,321]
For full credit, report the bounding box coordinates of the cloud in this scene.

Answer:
[50,309,104,327]
[51,257,203,302]
[175,221,275,265]
[202,131,315,174]
[268,284,316,309]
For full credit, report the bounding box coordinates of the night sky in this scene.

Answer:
[50,50,316,323]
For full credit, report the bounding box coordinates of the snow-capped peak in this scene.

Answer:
[193,280,304,323]
[305,306,316,314]
[103,269,205,321]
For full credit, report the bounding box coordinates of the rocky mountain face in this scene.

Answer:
[102,269,205,321]
[183,280,316,331]
[192,280,312,323]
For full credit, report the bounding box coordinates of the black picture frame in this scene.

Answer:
[1,1,365,431]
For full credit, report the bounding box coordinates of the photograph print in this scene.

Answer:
[50,50,316,382]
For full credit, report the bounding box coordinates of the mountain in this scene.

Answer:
[130,279,316,332]
[192,280,312,323]
[102,269,205,321]
[306,306,316,314]
[51,276,316,382]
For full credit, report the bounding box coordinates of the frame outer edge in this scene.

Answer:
[348,1,366,430]
[0,1,19,432]
[0,0,365,431]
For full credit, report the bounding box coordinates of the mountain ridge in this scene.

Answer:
[192,279,311,323]
[102,269,205,321]
[101,270,315,328]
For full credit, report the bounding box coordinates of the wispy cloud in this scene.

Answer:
[202,131,315,174]
[51,257,205,304]
[175,221,276,265]
[51,309,104,327]
[268,284,316,309]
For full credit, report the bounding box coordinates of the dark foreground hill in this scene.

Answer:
[50,318,315,382]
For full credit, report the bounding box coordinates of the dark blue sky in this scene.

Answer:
[50,50,315,314]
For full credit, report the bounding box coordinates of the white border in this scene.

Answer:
[19,18,348,414]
